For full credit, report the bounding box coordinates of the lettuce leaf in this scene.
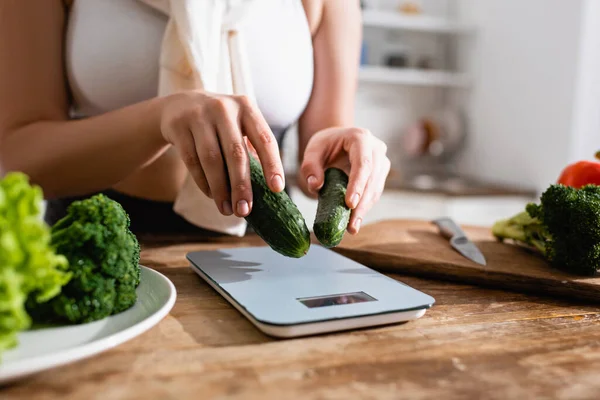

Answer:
[0,172,71,356]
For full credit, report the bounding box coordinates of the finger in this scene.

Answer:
[214,106,253,218]
[348,156,390,234]
[193,121,232,216]
[190,147,212,199]
[300,145,326,195]
[240,97,285,192]
[348,179,375,235]
[167,121,212,199]
[296,173,318,200]
[244,136,259,160]
[344,129,373,209]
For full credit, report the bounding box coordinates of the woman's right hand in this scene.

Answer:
[159,91,285,218]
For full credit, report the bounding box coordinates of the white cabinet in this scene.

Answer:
[356,1,599,195]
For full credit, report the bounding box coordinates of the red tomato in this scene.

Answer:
[557,161,600,188]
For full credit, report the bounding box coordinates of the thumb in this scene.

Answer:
[300,147,326,195]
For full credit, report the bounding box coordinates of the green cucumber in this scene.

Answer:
[313,168,351,248]
[245,155,310,258]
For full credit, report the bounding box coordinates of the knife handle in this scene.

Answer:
[433,217,466,239]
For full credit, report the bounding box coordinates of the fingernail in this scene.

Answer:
[308,175,317,187]
[354,218,362,233]
[351,193,360,208]
[272,175,284,191]
[222,201,233,215]
[237,200,249,216]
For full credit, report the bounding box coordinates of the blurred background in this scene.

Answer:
[285,0,600,227]
[4,0,599,228]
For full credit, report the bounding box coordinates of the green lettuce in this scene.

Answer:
[0,172,71,355]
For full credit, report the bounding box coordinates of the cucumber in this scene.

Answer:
[313,168,351,248]
[245,155,310,258]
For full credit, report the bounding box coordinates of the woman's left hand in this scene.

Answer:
[299,127,391,235]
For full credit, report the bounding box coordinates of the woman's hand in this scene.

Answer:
[160,91,285,217]
[299,127,391,235]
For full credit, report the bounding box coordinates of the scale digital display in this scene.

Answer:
[297,291,377,309]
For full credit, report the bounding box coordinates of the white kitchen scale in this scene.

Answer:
[187,245,435,338]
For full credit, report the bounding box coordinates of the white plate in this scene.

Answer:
[0,266,176,384]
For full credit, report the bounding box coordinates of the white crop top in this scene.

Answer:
[64,0,315,133]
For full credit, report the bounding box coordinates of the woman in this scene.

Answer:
[0,0,390,236]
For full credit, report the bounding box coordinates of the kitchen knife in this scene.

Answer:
[433,217,487,266]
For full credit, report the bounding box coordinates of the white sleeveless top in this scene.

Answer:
[64,0,314,134]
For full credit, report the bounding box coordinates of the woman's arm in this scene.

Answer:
[297,0,390,234]
[0,1,284,218]
[297,0,361,159]
[0,1,171,199]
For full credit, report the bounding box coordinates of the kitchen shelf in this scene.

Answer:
[359,66,470,88]
[362,10,475,34]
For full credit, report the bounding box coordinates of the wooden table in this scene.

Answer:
[4,233,600,400]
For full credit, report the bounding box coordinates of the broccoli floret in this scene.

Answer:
[28,194,141,323]
[492,184,600,275]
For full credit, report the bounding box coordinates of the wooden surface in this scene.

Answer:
[4,227,600,399]
[335,219,600,303]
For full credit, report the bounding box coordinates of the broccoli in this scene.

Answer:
[28,194,141,324]
[492,184,600,276]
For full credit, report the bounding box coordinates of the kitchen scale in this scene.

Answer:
[187,245,435,338]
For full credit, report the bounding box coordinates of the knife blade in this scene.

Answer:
[432,217,487,266]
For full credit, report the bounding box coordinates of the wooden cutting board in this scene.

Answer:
[334,219,600,303]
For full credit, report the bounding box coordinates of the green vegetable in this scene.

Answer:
[28,194,141,323]
[0,172,70,355]
[245,155,310,258]
[492,184,600,275]
[313,168,351,248]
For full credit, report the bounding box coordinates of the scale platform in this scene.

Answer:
[187,245,435,338]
